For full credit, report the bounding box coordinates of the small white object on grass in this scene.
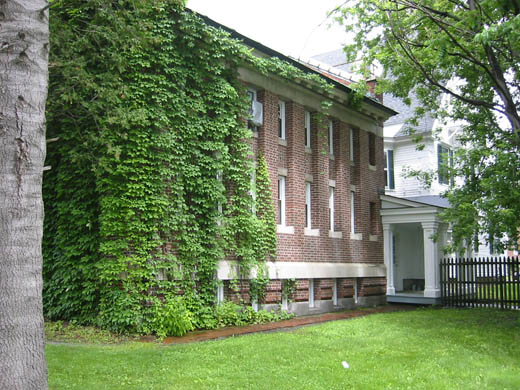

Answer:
[342,361,349,369]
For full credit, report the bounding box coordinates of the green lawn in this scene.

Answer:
[46,308,520,390]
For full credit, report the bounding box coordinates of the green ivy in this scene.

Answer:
[43,0,335,336]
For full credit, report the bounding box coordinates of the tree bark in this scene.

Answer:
[0,1,49,389]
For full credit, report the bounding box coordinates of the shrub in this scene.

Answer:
[151,296,194,339]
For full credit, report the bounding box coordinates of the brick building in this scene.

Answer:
[200,15,397,315]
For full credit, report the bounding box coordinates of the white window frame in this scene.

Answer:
[350,191,355,234]
[278,100,286,140]
[305,182,312,229]
[248,89,258,132]
[278,176,286,226]
[384,149,395,189]
[329,186,335,232]
[304,111,311,148]
[329,120,334,155]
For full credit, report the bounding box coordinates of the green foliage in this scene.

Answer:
[214,301,293,328]
[334,0,520,251]
[282,278,297,302]
[45,320,139,344]
[43,1,330,334]
[151,296,194,339]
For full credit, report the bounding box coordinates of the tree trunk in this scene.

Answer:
[0,1,49,389]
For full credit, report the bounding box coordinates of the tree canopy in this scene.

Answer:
[335,0,520,252]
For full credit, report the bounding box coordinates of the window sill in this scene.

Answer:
[329,154,335,161]
[351,233,363,241]
[305,146,312,154]
[278,138,287,146]
[329,230,343,239]
[368,164,377,171]
[350,161,356,167]
[252,131,259,138]
[277,225,294,234]
[369,234,378,242]
[304,228,320,237]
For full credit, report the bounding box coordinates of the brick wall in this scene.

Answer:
[255,90,384,266]
[230,86,387,309]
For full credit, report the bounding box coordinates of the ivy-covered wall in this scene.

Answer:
[43,0,332,334]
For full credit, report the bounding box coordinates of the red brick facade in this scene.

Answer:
[222,83,389,313]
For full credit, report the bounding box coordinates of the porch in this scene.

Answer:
[381,195,450,305]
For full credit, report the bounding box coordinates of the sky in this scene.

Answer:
[186,0,349,60]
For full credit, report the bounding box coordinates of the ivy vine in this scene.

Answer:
[43,0,336,335]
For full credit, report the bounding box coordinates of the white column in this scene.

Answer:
[422,221,440,298]
[383,223,395,295]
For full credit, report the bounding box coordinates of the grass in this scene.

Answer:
[46,308,520,389]
[45,320,140,344]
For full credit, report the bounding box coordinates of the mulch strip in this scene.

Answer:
[161,304,416,345]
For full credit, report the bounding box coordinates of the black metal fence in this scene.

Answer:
[440,257,520,309]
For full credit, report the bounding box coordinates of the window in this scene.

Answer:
[278,100,286,139]
[349,129,355,162]
[350,191,356,234]
[368,133,376,166]
[384,150,395,189]
[329,120,334,155]
[304,111,311,148]
[277,176,286,225]
[305,182,312,228]
[437,144,453,185]
[247,89,258,132]
[329,186,335,231]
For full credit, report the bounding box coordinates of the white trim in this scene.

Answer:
[332,278,338,306]
[328,179,336,187]
[278,176,286,226]
[354,278,359,304]
[217,285,224,304]
[309,279,315,308]
[281,282,289,310]
[217,261,386,280]
[276,224,294,234]
[368,164,377,171]
[278,100,286,140]
[350,191,355,234]
[329,230,343,239]
[369,234,378,242]
[329,186,335,231]
[305,181,312,229]
[304,227,320,236]
[278,138,287,146]
[351,233,363,241]
[278,167,288,176]
[304,110,311,148]
[305,174,313,182]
